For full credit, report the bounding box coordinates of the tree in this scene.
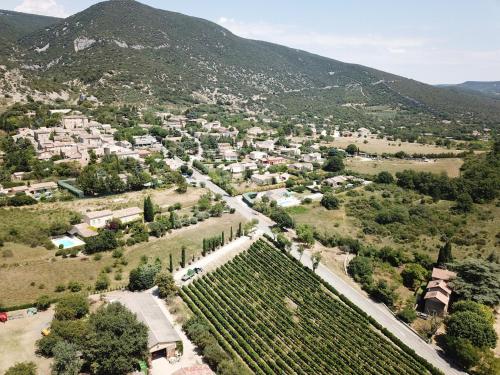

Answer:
[375,171,394,184]
[155,272,177,299]
[437,241,453,265]
[450,259,500,306]
[445,311,497,348]
[51,341,83,375]
[84,230,118,254]
[4,362,36,375]
[128,263,161,291]
[322,155,344,172]
[143,196,155,222]
[276,233,292,252]
[230,226,233,241]
[368,280,397,307]
[451,300,495,324]
[347,256,373,285]
[311,252,322,272]
[237,222,242,237]
[401,263,429,289]
[83,303,148,375]
[453,192,473,213]
[444,337,482,370]
[221,231,225,245]
[168,253,173,273]
[296,224,315,246]
[180,246,186,268]
[320,193,340,210]
[397,306,417,323]
[54,294,89,321]
[270,209,294,229]
[345,144,358,155]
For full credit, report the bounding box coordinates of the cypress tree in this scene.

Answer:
[437,241,453,265]
[168,254,173,273]
[202,238,207,256]
[230,226,233,241]
[143,196,155,222]
[221,231,225,245]
[238,222,242,237]
[180,246,186,268]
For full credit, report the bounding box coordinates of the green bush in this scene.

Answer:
[35,295,51,311]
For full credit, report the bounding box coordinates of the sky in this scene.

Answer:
[2,0,500,84]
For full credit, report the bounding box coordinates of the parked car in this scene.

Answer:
[194,267,203,274]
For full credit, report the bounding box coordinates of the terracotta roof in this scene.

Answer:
[113,207,143,218]
[424,290,449,305]
[84,209,113,219]
[431,268,457,281]
[427,280,452,295]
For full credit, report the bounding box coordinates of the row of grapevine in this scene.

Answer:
[181,239,438,374]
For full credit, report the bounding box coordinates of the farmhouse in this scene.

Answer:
[133,135,158,148]
[112,207,143,224]
[109,292,182,360]
[423,268,457,315]
[83,210,113,228]
[251,173,278,186]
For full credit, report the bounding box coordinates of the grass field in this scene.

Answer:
[181,239,436,374]
[323,136,464,155]
[345,157,464,177]
[0,212,245,307]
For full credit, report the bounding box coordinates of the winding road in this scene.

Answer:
[179,145,464,374]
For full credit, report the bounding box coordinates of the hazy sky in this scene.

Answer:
[3,0,500,84]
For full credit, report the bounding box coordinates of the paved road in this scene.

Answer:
[178,152,464,374]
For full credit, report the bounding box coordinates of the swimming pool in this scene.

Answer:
[51,236,85,249]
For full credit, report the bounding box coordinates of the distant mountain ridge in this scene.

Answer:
[438,81,500,99]
[0,0,499,124]
[0,10,60,45]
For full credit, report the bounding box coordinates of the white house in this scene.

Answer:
[83,210,114,228]
[249,151,268,160]
[113,207,143,224]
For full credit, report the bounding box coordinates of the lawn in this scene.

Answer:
[0,212,245,307]
[345,157,464,177]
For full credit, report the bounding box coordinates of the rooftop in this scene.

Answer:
[431,268,457,281]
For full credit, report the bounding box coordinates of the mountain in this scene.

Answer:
[439,81,500,99]
[1,0,500,125]
[0,10,60,46]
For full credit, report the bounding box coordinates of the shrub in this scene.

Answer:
[84,230,118,254]
[320,193,340,210]
[95,272,110,291]
[397,306,417,323]
[376,171,394,184]
[67,281,82,292]
[54,294,89,320]
[35,295,51,311]
[4,362,36,375]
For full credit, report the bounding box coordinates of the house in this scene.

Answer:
[83,210,113,228]
[424,291,450,316]
[262,157,286,166]
[27,181,58,197]
[133,135,158,148]
[357,127,371,137]
[69,223,98,238]
[289,162,314,172]
[251,173,278,186]
[324,176,349,188]
[423,268,457,316]
[249,151,268,160]
[62,114,89,129]
[247,126,264,136]
[112,207,143,224]
[431,268,457,282]
[109,292,182,360]
[255,140,275,152]
[302,152,323,163]
[222,150,239,161]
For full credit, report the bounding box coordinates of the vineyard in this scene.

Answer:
[180,239,437,375]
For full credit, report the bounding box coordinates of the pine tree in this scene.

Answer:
[143,196,155,222]
[168,254,173,273]
[230,226,233,241]
[180,246,186,268]
[437,241,453,265]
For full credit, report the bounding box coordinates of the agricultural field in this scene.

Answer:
[323,136,465,155]
[180,239,437,375]
[345,157,463,177]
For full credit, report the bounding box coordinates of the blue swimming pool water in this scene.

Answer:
[52,236,83,249]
